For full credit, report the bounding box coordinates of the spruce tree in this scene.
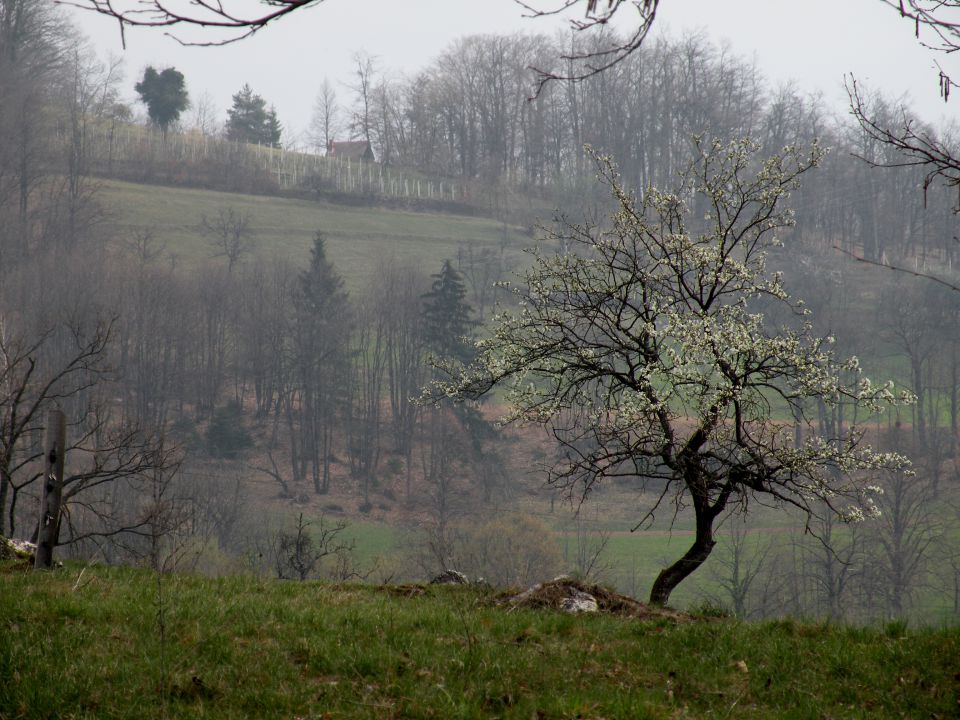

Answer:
[421,259,476,366]
[226,84,282,147]
[293,232,350,494]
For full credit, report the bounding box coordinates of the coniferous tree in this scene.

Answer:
[265,105,283,147]
[420,259,484,518]
[421,259,476,366]
[293,232,350,493]
[226,84,282,147]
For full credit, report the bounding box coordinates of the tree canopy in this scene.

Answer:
[431,138,910,605]
[134,66,189,134]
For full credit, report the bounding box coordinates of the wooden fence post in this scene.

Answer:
[34,409,66,569]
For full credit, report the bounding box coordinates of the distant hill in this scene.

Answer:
[96,178,532,285]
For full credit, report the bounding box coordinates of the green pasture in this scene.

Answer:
[2,565,957,719]
[98,179,531,288]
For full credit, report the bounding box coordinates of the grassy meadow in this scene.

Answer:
[98,179,531,288]
[2,564,958,719]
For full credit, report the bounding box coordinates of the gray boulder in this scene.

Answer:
[559,589,598,614]
[430,569,468,585]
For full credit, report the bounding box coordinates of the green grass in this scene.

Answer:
[98,179,528,288]
[2,564,958,719]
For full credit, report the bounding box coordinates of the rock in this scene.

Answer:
[498,577,691,621]
[559,589,598,614]
[429,569,468,585]
[502,579,599,613]
[1,537,36,562]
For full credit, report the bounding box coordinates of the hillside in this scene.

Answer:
[1,564,957,719]
[86,176,960,626]
[97,178,532,285]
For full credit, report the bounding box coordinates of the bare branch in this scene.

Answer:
[846,76,960,193]
[879,0,960,55]
[518,0,660,95]
[58,0,331,46]
[833,244,960,292]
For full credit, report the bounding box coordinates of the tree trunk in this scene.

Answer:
[0,468,9,538]
[35,410,66,569]
[648,511,716,606]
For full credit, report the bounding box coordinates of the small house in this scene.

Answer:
[326,140,375,163]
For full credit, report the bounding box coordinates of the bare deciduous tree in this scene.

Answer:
[308,77,339,153]
[200,206,255,273]
[0,314,180,550]
[272,512,359,581]
[0,318,111,537]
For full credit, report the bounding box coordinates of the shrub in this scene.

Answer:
[451,514,562,588]
[205,401,253,459]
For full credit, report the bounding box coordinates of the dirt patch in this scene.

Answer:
[378,583,427,598]
[496,577,692,622]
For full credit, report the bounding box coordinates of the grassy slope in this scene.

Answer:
[99,179,528,287]
[2,565,958,719]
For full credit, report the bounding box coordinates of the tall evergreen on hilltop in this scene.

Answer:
[226,84,282,147]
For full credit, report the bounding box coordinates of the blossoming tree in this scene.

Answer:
[432,137,909,606]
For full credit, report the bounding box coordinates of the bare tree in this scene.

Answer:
[0,318,110,537]
[0,312,180,550]
[0,0,70,259]
[272,512,358,581]
[308,77,339,153]
[248,448,292,498]
[797,499,864,621]
[348,52,377,146]
[866,454,941,617]
[189,90,220,135]
[199,206,255,273]
[701,519,772,619]
[56,40,122,245]
[848,79,960,197]
[377,261,427,498]
[563,510,612,582]
[58,416,182,552]
[346,291,386,506]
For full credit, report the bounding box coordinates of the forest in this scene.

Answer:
[2,0,960,622]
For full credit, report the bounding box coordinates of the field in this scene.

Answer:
[97,179,531,287]
[2,564,958,719]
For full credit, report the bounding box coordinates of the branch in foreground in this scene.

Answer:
[879,0,960,55]
[847,76,960,194]
[518,0,660,94]
[833,245,960,293]
[58,0,331,46]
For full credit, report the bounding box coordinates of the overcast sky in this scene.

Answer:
[65,0,957,144]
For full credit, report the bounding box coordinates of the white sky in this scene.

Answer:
[65,0,958,144]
